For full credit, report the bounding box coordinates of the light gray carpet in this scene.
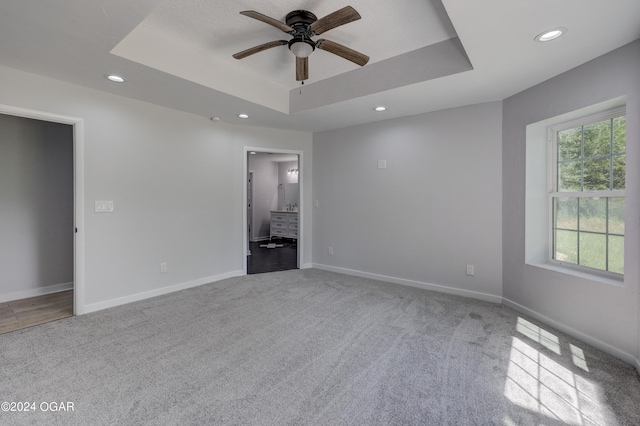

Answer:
[1,269,639,425]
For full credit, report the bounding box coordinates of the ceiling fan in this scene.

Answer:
[232,6,370,82]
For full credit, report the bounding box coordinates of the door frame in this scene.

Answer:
[247,171,254,246]
[243,146,303,275]
[0,104,85,315]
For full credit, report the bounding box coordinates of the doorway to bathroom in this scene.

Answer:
[245,150,300,275]
[0,107,81,332]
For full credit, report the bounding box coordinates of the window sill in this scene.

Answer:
[527,261,624,287]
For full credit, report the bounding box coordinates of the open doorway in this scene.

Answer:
[0,106,83,332]
[245,150,301,274]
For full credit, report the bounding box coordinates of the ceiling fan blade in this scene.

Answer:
[310,6,361,35]
[316,39,369,66]
[239,11,294,33]
[233,40,288,59]
[296,57,309,81]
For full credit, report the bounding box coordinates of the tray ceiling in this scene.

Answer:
[112,0,462,113]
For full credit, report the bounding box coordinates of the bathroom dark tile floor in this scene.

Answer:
[247,239,298,274]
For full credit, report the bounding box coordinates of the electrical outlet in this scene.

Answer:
[160,262,168,273]
[466,264,474,276]
[328,247,334,255]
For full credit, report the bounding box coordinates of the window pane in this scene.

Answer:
[608,197,625,234]
[555,230,577,264]
[608,235,624,274]
[579,197,606,233]
[579,233,606,270]
[583,157,610,190]
[558,127,582,160]
[583,120,611,158]
[613,116,626,154]
[558,161,581,191]
[554,198,577,230]
[612,154,625,190]
[551,112,625,276]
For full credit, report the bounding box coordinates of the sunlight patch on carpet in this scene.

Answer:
[516,317,561,354]
[504,335,608,425]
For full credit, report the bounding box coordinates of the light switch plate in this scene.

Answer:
[95,200,114,213]
[378,160,387,169]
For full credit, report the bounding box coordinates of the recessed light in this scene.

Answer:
[238,113,249,119]
[535,28,566,42]
[249,151,257,155]
[374,106,387,112]
[106,75,125,83]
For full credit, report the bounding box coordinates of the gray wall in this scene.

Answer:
[0,65,312,312]
[0,114,73,301]
[248,156,279,240]
[313,102,503,299]
[502,39,640,359]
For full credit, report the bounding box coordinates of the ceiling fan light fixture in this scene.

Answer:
[289,38,315,58]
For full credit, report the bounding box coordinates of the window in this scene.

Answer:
[549,108,626,275]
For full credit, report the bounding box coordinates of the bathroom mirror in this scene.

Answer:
[284,183,299,209]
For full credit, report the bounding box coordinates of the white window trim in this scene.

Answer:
[524,96,626,286]
[546,107,626,279]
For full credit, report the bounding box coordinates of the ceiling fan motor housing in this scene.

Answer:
[286,10,317,57]
[285,10,317,28]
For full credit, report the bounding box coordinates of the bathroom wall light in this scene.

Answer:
[238,113,249,119]
[287,169,299,176]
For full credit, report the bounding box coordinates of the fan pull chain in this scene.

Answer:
[300,80,304,95]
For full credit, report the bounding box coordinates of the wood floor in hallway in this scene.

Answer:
[0,290,73,335]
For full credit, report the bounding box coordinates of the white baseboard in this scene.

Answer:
[312,263,502,304]
[0,282,73,304]
[83,270,244,314]
[502,297,639,369]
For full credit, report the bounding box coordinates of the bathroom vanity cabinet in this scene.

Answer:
[270,211,298,241]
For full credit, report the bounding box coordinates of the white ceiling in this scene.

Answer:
[0,0,638,132]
